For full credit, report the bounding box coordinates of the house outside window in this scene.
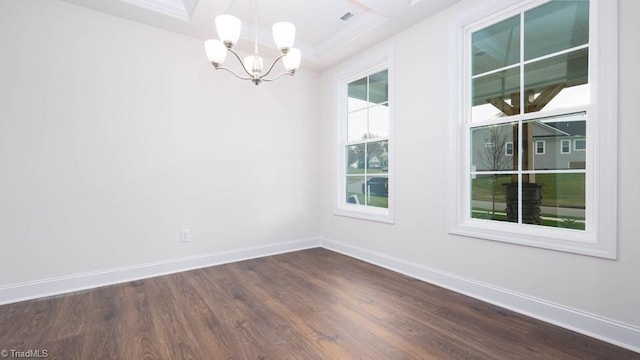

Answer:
[449,0,618,258]
[505,142,514,156]
[535,140,546,155]
[336,54,393,223]
[561,139,571,154]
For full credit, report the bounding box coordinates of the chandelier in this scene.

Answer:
[204,0,301,86]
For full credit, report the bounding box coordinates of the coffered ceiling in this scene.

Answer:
[60,0,462,71]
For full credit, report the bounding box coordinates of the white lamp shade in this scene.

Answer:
[283,48,301,71]
[244,55,264,76]
[204,39,227,64]
[215,15,241,46]
[272,22,296,52]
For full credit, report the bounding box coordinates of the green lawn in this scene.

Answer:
[471,209,585,230]
[345,192,388,208]
[471,173,585,208]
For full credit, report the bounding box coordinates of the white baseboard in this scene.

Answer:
[0,237,321,306]
[319,237,640,354]
[1,236,637,353]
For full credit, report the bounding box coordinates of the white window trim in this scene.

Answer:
[447,0,617,259]
[334,47,395,224]
[561,139,572,154]
[574,138,586,151]
[535,140,546,155]
[505,142,514,156]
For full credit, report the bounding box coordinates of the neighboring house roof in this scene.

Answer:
[543,121,586,137]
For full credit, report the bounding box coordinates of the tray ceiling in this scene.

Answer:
[60,0,462,71]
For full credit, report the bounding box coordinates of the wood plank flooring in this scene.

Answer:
[0,248,637,359]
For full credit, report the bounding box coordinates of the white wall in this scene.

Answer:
[320,0,640,329]
[1,0,638,342]
[0,0,320,285]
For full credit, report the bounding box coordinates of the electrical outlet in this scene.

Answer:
[180,229,191,242]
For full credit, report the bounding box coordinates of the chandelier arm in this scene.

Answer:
[261,71,294,82]
[214,65,254,81]
[258,54,287,80]
[227,48,255,78]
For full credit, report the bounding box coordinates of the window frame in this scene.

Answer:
[574,138,586,151]
[561,139,572,154]
[505,142,514,156]
[448,0,617,259]
[334,48,394,223]
[535,140,546,155]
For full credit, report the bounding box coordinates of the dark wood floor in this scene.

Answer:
[0,248,637,359]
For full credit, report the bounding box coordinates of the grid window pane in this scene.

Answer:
[471,123,517,171]
[369,70,388,104]
[346,176,366,205]
[344,69,390,211]
[466,0,595,238]
[524,0,589,61]
[524,48,589,114]
[531,173,585,229]
[366,140,388,174]
[365,176,388,208]
[472,15,520,75]
[368,105,389,139]
[524,115,586,170]
[348,78,367,112]
[472,67,520,120]
[471,174,514,222]
[347,109,367,142]
[346,144,365,174]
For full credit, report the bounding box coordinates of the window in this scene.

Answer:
[336,56,393,223]
[535,140,546,155]
[449,0,618,258]
[505,142,514,156]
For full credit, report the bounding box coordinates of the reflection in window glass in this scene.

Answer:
[466,0,594,238]
[365,176,388,208]
[346,176,365,205]
[369,70,388,104]
[524,0,589,61]
[506,142,514,156]
[346,144,365,174]
[471,123,516,171]
[348,78,367,112]
[471,174,514,222]
[367,140,388,174]
[347,109,367,142]
[524,115,586,170]
[473,67,520,120]
[534,173,585,230]
[524,48,589,113]
[472,14,520,75]
[369,105,389,139]
[344,69,390,210]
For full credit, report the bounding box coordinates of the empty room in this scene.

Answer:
[1,0,639,358]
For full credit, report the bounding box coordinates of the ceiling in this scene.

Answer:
[59,0,462,71]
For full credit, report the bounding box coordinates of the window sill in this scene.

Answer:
[449,219,615,259]
[334,206,394,224]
